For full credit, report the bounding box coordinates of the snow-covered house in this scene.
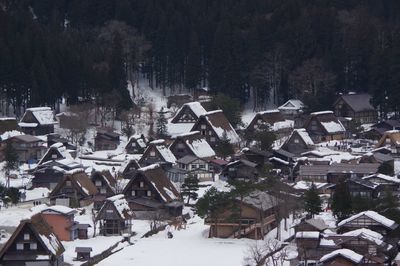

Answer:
[296,228,393,264]
[0,214,65,266]
[337,211,398,236]
[167,101,208,137]
[281,128,314,155]
[376,130,400,154]
[176,155,214,182]
[191,110,240,147]
[19,107,58,135]
[171,101,207,123]
[303,111,346,143]
[246,109,294,139]
[362,174,400,195]
[122,164,183,219]
[205,191,279,239]
[169,131,215,160]
[278,99,304,118]
[138,139,176,168]
[95,194,134,236]
[49,169,98,208]
[334,93,378,124]
[37,142,75,167]
[221,159,261,182]
[125,134,148,154]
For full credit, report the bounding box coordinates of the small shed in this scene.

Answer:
[75,247,92,261]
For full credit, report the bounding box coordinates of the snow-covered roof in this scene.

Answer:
[167,123,195,137]
[31,204,76,216]
[278,99,304,110]
[38,142,74,165]
[155,144,177,164]
[200,110,240,144]
[0,130,23,141]
[362,173,400,184]
[23,107,58,125]
[338,210,398,229]
[320,121,346,133]
[186,138,215,158]
[181,102,207,117]
[319,249,363,264]
[342,228,384,246]
[310,110,334,116]
[106,194,133,219]
[295,129,314,145]
[295,231,320,239]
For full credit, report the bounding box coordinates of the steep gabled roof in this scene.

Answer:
[123,164,181,203]
[91,170,116,191]
[193,110,240,144]
[0,214,65,260]
[20,107,58,126]
[241,190,280,211]
[125,134,148,150]
[171,131,215,159]
[171,102,207,123]
[97,194,134,220]
[306,111,346,134]
[50,170,98,197]
[376,130,400,148]
[278,99,304,110]
[362,173,400,184]
[335,93,375,113]
[38,142,74,165]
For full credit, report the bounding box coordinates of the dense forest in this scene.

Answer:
[1,0,400,116]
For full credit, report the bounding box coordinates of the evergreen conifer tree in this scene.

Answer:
[303,183,322,217]
[215,132,234,159]
[3,140,19,188]
[181,174,199,204]
[331,180,352,221]
[156,107,168,138]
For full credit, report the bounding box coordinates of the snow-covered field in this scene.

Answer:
[98,215,253,266]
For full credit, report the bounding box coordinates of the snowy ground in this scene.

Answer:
[98,215,254,266]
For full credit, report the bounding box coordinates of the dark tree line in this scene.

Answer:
[2,0,400,116]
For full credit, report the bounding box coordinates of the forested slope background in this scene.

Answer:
[1,0,400,116]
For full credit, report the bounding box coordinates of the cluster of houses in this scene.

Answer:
[294,211,399,265]
[1,92,400,265]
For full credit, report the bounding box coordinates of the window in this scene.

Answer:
[140,181,144,188]
[294,138,299,144]
[201,124,206,130]
[30,242,37,250]
[208,130,212,135]
[147,190,152,197]
[66,180,71,187]
[150,151,156,157]
[131,190,136,196]
[16,243,24,250]
[106,210,113,213]
[191,164,197,169]
[95,180,102,186]
[210,137,216,142]
[199,164,205,169]
[100,188,106,194]
[51,154,58,159]
[201,130,206,135]
[24,234,30,240]
[177,143,185,148]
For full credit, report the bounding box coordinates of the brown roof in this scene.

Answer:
[123,164,181,203]
[91,170,116,189]
[376,130,400,148]
[335,93,375,113]
[304,111,345,134]
[50,170,98,197]
[0,214,65,259]
[193,110,240,142]
[256,110,285,125]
